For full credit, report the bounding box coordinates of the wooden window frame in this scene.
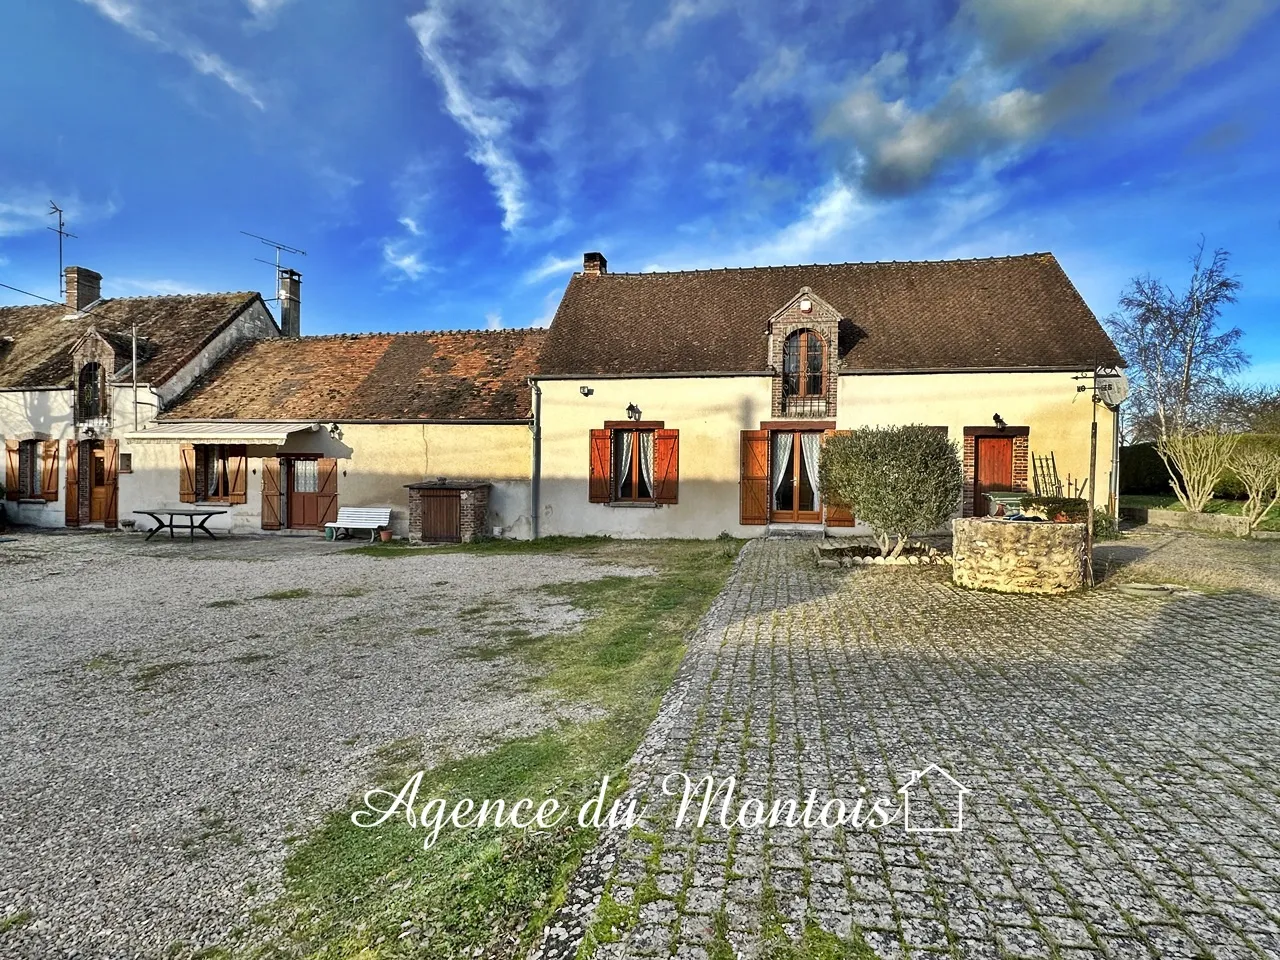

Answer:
[782,330,827,399]
[78,362,107,420]
[194,443,245,503]
[17,439,40,499]
[611,427,657,503]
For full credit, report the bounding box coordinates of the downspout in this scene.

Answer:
[132,324,139,431]
[1111,404,1122,520]
[529,377,541,541]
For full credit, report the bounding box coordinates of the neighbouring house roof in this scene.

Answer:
[0,292,265,390]
[536,253,1123,376]
[162,328,547,422]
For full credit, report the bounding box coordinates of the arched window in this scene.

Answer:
[78,362,106,419]
[782,330,825,398]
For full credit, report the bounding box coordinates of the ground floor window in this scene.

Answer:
[180,443,247,505]
[612,428,655,501]
[5,439,57,502]
[589,425,680,505]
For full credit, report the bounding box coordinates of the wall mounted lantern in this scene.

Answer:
[992,413,1006,431]
[579,385,594,397]
[626,403,642,422]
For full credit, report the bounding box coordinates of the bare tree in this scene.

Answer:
[1158,430,1239,513]
[1232,447,1280,531]
[1216,383,1280,434]
[1106,239,1247,441]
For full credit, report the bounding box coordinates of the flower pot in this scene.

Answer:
[379,528,393,543]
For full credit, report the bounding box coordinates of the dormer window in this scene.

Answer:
[78,362,107,419]
[782,330,825,398]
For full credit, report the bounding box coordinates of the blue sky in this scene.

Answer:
[2,0,1278,380]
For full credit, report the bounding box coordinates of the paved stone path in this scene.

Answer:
[539,538,1280,959]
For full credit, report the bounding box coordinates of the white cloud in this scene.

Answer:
[522,254,578,284]
[648,0,725,45]
[113,277,201,296]
[743,179,869,265]
[485,311,503,330]
[399,216,423,236]
[0,187,119,238]
[78,0,266,110]
[409,6,528,231]
[244,0,293,23]
[381,241,428,281]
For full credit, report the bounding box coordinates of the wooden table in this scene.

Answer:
[134,509,228,541]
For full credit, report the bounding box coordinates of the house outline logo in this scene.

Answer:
[897,764,970,833]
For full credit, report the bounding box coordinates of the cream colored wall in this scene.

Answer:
[838,370,1117,509]
[0,388,76,527]
[536,376,773,539]
[119,421,533,538]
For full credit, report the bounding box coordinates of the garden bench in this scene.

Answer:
[325,507,393,542]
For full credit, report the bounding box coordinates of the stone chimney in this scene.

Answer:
[278,268,301,337]
[582,251,607,276]
[65,267,102,311]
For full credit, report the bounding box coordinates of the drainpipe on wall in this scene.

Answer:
[1111,405,1122,520]
[132,324,139,431]
[529,377,541,541]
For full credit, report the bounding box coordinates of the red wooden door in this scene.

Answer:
[974,436,1013,515]
[287,459,320,529]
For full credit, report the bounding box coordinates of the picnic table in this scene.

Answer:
[133,508,228,541]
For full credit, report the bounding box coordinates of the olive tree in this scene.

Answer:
[819,425,963,558]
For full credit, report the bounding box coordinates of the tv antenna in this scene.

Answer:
[241,230,306,301]
[48,202,78,298]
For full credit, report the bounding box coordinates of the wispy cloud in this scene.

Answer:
[0,187,119,238]
[381,240,429,281]
[485,311,503,330]
[78,0,266,110]
[243,0,293,25]
[114,277,201,296]
[522,254,578,284]
[648,0,725,46]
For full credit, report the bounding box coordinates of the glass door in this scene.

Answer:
[771,432,821,523]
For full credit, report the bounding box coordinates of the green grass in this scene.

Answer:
[348,535,613,559]
[254,588,313,601]
[0,909,32,933]
[1121,494,1280,531]
[240,538,742,959]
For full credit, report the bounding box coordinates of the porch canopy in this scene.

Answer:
[121,420,323,444]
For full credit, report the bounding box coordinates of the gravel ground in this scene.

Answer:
[0,530,646,959]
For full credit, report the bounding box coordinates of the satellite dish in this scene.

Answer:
[1095,368,1129,408]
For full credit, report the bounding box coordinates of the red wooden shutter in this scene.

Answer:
[41,440,60,502]
[589,429,611,503]
[103,439,119,529]
[739,430,769,525]
[179,443,197,503]
[227,446,248,505]
[653,429,679,504]
[261,457,282,530]
[822,430,855,527]
[65,440,79,526]
[317,458,339,527]
[4,440,18,501]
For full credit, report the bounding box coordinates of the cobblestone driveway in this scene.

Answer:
[545,537,1280,959]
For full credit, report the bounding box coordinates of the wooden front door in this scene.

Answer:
[771,431,822,524]
[973,436,1014,515]
[287,459,320,529]
[89,445,108,523]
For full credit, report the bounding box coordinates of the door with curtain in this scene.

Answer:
[770,431,822,523]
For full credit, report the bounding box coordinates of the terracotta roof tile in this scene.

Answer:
[536,253,1122,375]
[0,292,264,389]
[163,328,546,421]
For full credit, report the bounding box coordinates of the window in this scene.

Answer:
[5,439,57,502]
[589,426,679,505]
[17,440,41,498]
[292,459,319,493]
[180,443,247,504]
[782,330,825,398]
[78,362,107,419]
[118,453,132,474]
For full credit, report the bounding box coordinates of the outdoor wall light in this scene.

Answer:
[579,385,594,397]
[327,422,341,439]
[626,403,642,421]
[799,296,813,313]
[993,413,1006,431]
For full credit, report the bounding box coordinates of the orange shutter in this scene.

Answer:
[261,457,281,530]
[227,446,248,505]
[65,440,79,526]
[179,444,197,503]
[103,439,119,529]
[588,429,611,503]
[822,430,855,527]
[4,440,18,501]
[317,458,339,527]
[653,429,679,504]
[739,430,769,525]
[41,440,59,502]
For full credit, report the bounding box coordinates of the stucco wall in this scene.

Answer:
[0,388,75,527]
[118,421,533,538]
[536,376,773,539]
[535,370,1117,540]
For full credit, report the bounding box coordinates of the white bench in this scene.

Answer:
[325,507,393,542]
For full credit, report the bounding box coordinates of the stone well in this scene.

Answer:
[951,518,1087,594]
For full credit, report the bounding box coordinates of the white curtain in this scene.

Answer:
[615,430,633,498]
[772,432,792,503]
[801,432,821,504]
[639,431,655,497]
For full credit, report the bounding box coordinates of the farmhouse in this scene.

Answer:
[530,252,1122,539]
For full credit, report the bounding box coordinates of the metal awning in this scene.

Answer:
[121,421,323,444]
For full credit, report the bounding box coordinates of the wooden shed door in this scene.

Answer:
[420,489,461,543]
[287,459,320,529]
[974,436,1013,515]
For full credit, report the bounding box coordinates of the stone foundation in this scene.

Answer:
[952,518,1087,594]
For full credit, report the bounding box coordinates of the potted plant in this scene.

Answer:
[379,527,394,543]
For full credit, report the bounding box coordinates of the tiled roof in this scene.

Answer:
[0,292,264,389]
[536,254,1123,376]
[162,328,546,421]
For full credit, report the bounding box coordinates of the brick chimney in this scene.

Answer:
[65,266,102,311]
[278,268,301,337]
[582,251,607,276]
